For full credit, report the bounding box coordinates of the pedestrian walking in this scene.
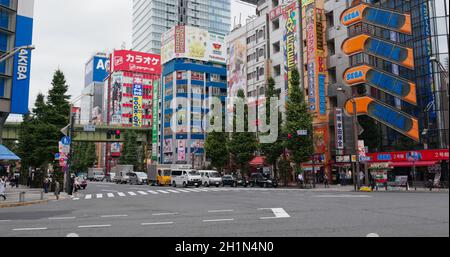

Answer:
[359,171,365,186]
[0,177,7,200]
[43,178,49,194]
[324,174,329,188]
[54,180,60,200]
[298,173,304,188]
[340,172,346,186]
[14,175,19,188]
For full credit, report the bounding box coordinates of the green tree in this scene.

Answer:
[283,69,314,174]
[228,89,258,174]
[260,77,284,178]
[205,102,229,172]
[119,130,139,170]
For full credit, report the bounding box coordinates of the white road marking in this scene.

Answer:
[66,233,79,237]
[107,193,115,198]
[174,189,190,193]
[77,224,111,228]
[100,214,128,218]
[128,192,137,196]
[313,195,372,198]
[197,188,209,192]
[209,189,222,192]
[152,213,179,216]
[0,220,11,222]
[141,222,174,226]
[137,191,148,195]
[13,227,47,231]
[259,208,291,219]
[367,233,380,237]
[73,198,80,201]
[85,194,92,200]
[117,192,126,197]
[166,189,180,193]
[96,194,103,199]
[208,210,234,213]
[156,190,170,194]
[131,188,143,190]
[203,219,235,223]
[185,188,200,192]
[147,190,159,194]
[48,217,76,220]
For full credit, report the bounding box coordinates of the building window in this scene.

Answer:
[272,18,280,31]
[327,39,335,56]
[273,41,280,54]
[326,11,334,28]
[274,65,281,77]
[272,0,279,7]
[328,67,337,84]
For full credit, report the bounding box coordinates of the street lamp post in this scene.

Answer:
[337,86,361,191]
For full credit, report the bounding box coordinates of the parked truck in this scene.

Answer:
[111,165,134,184]
[88,168,105,182]
[147,164,172,186]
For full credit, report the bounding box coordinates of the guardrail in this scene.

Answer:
[4,190,45,203]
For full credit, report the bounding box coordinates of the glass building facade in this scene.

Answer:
[132,0,231,54]
[0,0,16,101]
[346,0,449,151]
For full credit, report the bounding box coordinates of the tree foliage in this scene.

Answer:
[228,89,258,174]
[16,70,71,187]
[119,130,139,170]
[205,106,229,172]
[283,69,314,165]
[260,77,284,178]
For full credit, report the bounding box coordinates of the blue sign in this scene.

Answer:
[11,10,34,114]
[61,136,71,146]
[407,151,422,161]
[318,74,327,116]
[93,56,109,83]
[54,153,60,160]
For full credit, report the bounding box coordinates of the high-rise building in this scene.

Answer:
[159,25,227,167]
[132,0,231,54]
[80,53,109,125]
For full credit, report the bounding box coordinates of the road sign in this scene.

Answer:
[61,136,71,146]
[83,125,96,132]
[59,158,68,167]
[59,142,70,155]
[297,130,308,136]
[55,153,60,160]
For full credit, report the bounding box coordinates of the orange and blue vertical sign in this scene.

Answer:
[11,0,34,114]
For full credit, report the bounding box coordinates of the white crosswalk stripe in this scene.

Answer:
[157,190,170,194]
[128,192,137,196]
[85,194,92,200]
[185,188,200,192]
[174,189,190,193]
[96,194,103,199]
[118,192,126,197]
[137,191,148,195]
[107,193,114,198]
[147,190,159,194]
[167,190,180,193]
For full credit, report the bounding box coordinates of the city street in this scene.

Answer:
[0,182,448,237]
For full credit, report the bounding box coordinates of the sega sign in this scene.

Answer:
[11,0,35,115]
[346,70,364,81]
[343,11,360,23]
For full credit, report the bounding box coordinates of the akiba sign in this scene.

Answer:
[11,0,35,115]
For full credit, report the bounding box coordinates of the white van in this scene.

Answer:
[199,170,222,187]
[171,169,202,188]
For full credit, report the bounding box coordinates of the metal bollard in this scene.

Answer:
[40,190,44,200]
[19,192,25,202]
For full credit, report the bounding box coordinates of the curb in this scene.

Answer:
[0,199,50,209]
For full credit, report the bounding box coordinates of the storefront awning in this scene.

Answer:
[0,145,21,161]
[391,161,437,167]
[249,156,266,166]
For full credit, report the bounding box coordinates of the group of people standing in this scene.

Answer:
[296,172,330,188]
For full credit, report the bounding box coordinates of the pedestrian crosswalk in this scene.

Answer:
[72,187,279,201]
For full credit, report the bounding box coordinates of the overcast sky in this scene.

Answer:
[13,0,255,119]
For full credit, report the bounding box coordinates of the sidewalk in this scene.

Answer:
[0,185,70,208]
[280,184,449,193]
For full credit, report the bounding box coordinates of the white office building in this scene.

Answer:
[132,0,231,54]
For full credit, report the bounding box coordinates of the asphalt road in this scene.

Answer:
[0,181,448,237]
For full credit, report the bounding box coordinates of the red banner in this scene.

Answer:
[366,149,449,162]
[112,50,161,74]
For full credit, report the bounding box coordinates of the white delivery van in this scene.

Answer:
[171,169,202,188]
[199,170,222,187]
